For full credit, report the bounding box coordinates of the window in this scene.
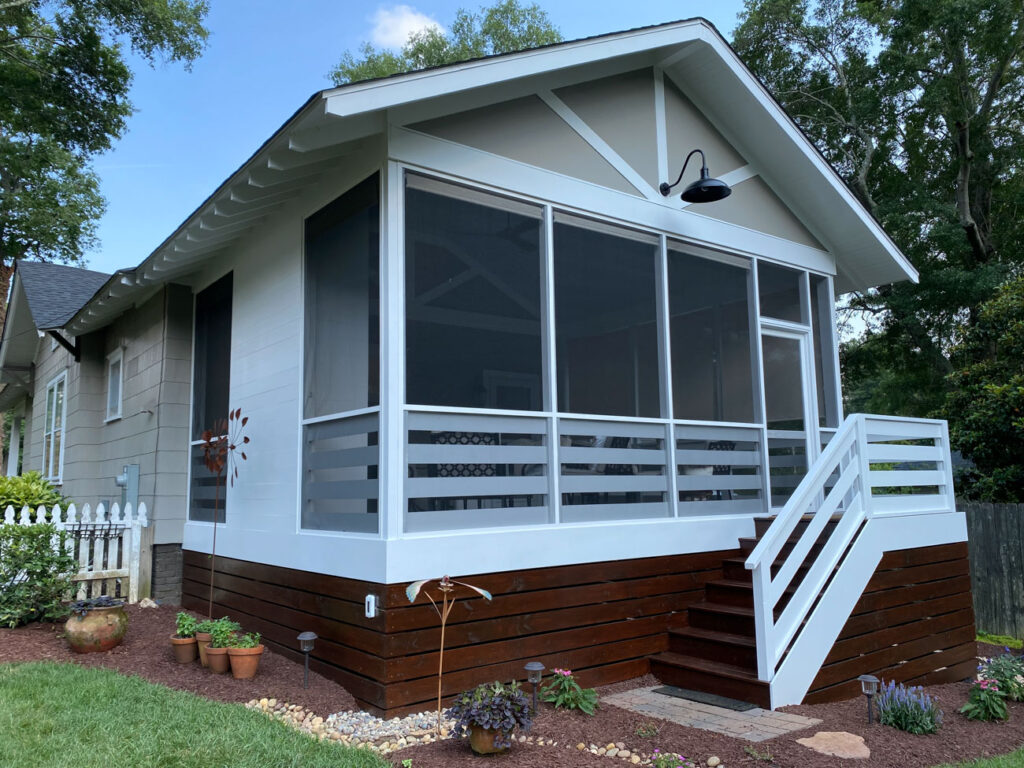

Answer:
[810,275,840,428]
[105,349,123,421]
[758,262,805,323]
[189,273,232,523]
[302,175,381,532]
[668,248,756,423]
[304,174,380,419]
[42,373,66,482]
[554,215,661,418]
[405,175,544,410]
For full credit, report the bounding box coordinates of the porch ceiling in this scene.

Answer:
[64,18,914,336]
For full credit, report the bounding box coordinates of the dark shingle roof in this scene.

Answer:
[16,260,111,330]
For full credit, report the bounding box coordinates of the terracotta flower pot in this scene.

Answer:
[227,645,264,679]
[65,605,128,653]
[170,635,198,664]
[469,725,510,755]
[206,645,231,674]
[195,631,212,667]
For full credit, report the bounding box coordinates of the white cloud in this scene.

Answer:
[370,5,442,49]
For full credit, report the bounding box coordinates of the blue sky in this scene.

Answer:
[88,1,747,274]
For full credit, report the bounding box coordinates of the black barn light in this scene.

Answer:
[660,149,732,204]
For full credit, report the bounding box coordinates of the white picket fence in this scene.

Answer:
[2,503,150,603]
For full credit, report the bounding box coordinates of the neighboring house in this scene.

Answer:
[0,261,192,602]
[0,19,974,715]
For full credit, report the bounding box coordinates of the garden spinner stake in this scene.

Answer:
[200,408,250,619]
[406,576,492,734]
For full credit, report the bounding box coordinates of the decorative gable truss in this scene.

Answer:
[391,66,824,254]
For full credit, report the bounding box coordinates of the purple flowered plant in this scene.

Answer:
[652,749,697,768]
[446,680,532,749]
[875,679,942,734]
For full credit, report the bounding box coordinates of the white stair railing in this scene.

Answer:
[745,413,958,704]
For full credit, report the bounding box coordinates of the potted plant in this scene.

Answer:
[64,595,128,653]
[227,631,264,679]
[195,618,215,667]
[447,681,532,755]
[205,616,240,675]
[170,611,199,664]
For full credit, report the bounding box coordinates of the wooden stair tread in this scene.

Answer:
[668,626,755,647]
[650,652,768,685]
[689,601,753,617]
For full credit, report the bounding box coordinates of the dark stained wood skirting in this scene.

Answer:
[181,548,736,716]
[804,542,977,704]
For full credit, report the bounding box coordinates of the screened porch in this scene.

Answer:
[299,170,842,537]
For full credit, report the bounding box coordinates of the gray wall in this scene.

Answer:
[24,284,193,546]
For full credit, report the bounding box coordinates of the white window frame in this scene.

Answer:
[105,348,124,422]
[42,371,67,483]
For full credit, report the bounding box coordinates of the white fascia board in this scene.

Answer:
[674,30,917,288]
[323,20,706,118]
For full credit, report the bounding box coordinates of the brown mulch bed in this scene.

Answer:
[396,645,1024,768]
[4,616,1024,768]
[0,604,356,715]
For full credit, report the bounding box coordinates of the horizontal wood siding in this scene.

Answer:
[804,542,976,704]
[181,548,734,715]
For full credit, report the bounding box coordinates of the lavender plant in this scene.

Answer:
[980,651,1024,702]
[446,680,532,749]
[960,677,1008,722]
[539,668,598,715]
[875,680,943,734]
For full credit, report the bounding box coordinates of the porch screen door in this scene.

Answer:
[761,329,816,508]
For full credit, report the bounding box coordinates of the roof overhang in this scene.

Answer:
[0,278,38,398]
[65,18,914,336]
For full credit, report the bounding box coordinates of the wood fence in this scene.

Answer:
[962,501,1024,639]
[2,503,151,603]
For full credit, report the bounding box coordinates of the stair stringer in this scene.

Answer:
[768,511,970,708]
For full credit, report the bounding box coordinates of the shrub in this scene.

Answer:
[960,677,1008,722]
[652,749,697,768]
[875,680,943,733]
[0,523,77,627]
[980,652,1024,702]
[0,472,70,512]
[446,680,532,749]
[539,668,598,715]
[175,612,198,638]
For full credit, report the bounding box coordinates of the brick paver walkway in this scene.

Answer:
[603,686,821,742]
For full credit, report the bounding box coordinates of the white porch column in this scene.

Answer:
[5,414,21,477]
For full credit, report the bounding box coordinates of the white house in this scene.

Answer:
[0,19,974,715]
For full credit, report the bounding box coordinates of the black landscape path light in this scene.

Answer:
[858,674,880,724]
[660,148,732,204]
[298,631,317,689]
[525,661,545,714]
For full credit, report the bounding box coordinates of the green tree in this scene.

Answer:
[942,276,1024,501]
[733,0,1024,418]
[0,0,209,307]
[329,0,561,85]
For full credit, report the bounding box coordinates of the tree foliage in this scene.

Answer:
[733,0,1024,423]
[329,0,561,85]
[0,0,209,299]
[941,277,1024,501]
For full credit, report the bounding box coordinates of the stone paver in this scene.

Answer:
[603,686,821,742]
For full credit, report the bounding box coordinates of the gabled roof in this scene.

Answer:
[16,260,110,330]
[64,18,917,336]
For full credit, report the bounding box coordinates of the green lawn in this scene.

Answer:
[0,662,388,768]
[940,749,1024,768]
[977,632,1024,650]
